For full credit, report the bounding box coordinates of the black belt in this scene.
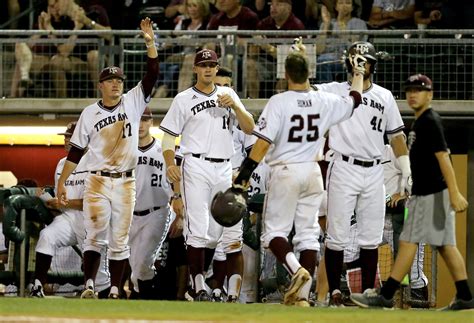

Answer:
[133,206,161,216]
[91,170,134,178]
[342,155,380,168]
[192,153,229,163]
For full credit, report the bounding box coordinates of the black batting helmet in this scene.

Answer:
[345,41,377,74]
[210,188,247,227]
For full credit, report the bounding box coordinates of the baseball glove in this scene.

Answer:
[210,187,247,227]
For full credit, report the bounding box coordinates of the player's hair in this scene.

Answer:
[285,52,309,84]
[216,66,233,78]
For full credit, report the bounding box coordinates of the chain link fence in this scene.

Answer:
[0,29,472,100]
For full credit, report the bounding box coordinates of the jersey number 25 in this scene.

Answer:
[288,114,320,143]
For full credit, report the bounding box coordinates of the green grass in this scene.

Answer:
[0,298,472,322]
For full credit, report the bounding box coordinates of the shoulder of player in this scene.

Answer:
[313,81,347,91]
[80,101,103,115]
[174,87,198,101]
[366,82,393,96]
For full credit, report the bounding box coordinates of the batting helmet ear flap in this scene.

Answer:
[210,188,247,227]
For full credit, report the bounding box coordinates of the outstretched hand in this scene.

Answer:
[140,17,155,45]
[290,36,306,55]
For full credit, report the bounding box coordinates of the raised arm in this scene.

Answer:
[140,17,159,98]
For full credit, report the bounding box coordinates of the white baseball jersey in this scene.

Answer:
[160,85,243,159]
[316,82,404,160]
[135,138,173,209]
[129,139,172,286]
[248,161,271,197]
[253,89,357,165]
[70,82,150,172]
[54,156,89,221]
[231,126,257,170]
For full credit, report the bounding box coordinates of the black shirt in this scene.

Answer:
[408,108,448,195]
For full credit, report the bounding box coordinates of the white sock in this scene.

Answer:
[110,286,119,295]
[194,274,206,292]
[284,252,301,275]
[34,279,42,288]
[85,279,95,290]
[227,274,242,297]
[297,277,313,300]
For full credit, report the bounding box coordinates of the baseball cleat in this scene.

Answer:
[211,289,224,302]
[227,295,238,303]
[294,298,310,307]
[194,289,211,302]
[80,286,97,299]
[284,267,311,306]
[30,285,45,298]
[328,290,345,308]
[350,288,393,309]
[439,297,474,311]
[108,292,120,299]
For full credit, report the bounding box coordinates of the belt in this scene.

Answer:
[192,153,229,163]
[91,170,134,178]
[342,155,380,168]
[133,206,161,216]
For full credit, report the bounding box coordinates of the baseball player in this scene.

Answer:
[232,51,365,306]
[313,41,410,307]
[30,122,110,298]
[351,74,474,310]
[56,18,159,299]
[202,66,258,302]
[128,107,181,299]
[160,48,254,301]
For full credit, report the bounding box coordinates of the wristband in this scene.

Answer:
[172,192,182,200]
[397,155,411,176]
[234,157,259,186]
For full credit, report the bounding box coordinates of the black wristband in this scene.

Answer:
[234,157,259,186]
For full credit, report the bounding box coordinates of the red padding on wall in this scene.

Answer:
[0,145,65,187]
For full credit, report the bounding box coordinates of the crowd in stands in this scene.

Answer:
[1,0,473,99]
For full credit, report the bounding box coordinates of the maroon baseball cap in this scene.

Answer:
[404,74,433,91]
[141,106,153,119]
[58,121,77,136]
[99,66,126,82]
[194,49,219,66]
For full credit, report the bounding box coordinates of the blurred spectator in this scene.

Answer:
[360,0,374,20]
[316,0,367,83]
[10,0,111,98]
[413,0,471,30]
[322,0,364,19]
[414,0,445,30]
[0,0,36,29]
[154,0,211,97]
[2,0,20,29]
[256,0,305,95]
[165,0,185,21]
[256,0,322,28]
[368,0,415,29]
[254,0,270,19]
[207,0,260,97]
